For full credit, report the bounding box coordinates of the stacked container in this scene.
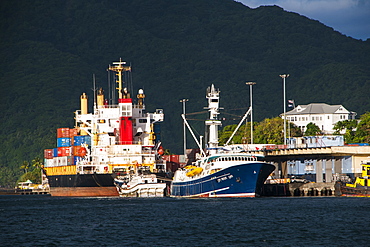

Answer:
[44,128,91,167]
[72,135,91,164]
[56,128,72,166]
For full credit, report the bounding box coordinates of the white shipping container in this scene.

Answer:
[58,156,68,166]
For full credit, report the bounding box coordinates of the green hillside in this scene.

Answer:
[1,0,369,186]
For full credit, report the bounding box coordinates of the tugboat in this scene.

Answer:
[43,59,166,197]
[170,85,275,198]
[339,162,370,197]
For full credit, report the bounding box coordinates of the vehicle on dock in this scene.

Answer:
[290,176,310,183]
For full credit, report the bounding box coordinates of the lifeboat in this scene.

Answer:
[186,167,203,177]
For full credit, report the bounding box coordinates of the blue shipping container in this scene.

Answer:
[57,137,71,147]
[53,148,58,157]
[73,156,83,165]
[73,135,91,146]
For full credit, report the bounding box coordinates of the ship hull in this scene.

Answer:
[47,174,119,197]
[114,181,167,197]
[170,163,275,198]
[339,185,370,197]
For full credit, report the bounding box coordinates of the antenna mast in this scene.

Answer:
[108,58,131,99]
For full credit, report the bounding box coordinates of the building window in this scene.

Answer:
[305,163,314,172]
[120,104,132,117]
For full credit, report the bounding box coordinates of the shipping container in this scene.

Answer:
[67,156,73,165]
[162,155,170,162]
[57,128,70,138]
[57,147,72,157]
[69,128,79,137]
[50,157,57,167]
[73,135,92,146]
[57,156,68,166]
[73,146,87,156]
[44,159,49,167]
[170,155,180,163]
[44,149,54,159]
[45,158,57,167]
[162,155,180,163]
[166,161,181,172]
[179,154,186,163]
[73,156,83,165]
[53,148,58,157]
[57,137,71,147]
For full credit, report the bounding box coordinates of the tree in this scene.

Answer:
[18,169,42,184]
[353,112,370,143]
[288,122,303,138]
[333,119,358,143]
[17,157,43,184]
[304,122,322,136]
[218,123,251,146]
[254,117,284,144]
[32,157,43,169]
[0,165,17,188]
[20,161,30,173]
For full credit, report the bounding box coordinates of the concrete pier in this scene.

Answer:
[261,182,336,197]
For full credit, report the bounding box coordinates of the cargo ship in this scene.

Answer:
[339,161,370,197]
[43,59,165,197]
[170,85,275,197]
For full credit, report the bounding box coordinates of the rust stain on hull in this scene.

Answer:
[50,187,119,197]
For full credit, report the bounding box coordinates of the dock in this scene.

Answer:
[261,182,340,197]
[0,188,50,196]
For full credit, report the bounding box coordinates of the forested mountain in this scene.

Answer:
[1,0,370,186]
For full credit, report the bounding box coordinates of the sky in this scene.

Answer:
[237,0,370,40]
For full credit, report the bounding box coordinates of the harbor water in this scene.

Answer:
[1,196,368,246]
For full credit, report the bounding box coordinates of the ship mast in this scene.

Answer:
[205,84,222,155]
[108,58,131,99]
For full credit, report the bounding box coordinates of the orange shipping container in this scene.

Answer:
[72,146,87,156]
[69,128,78,137]
[57,128,70,138]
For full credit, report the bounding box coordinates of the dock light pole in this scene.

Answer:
[246,82,256,144]
[279,74,289,146]
[180,99,189,156]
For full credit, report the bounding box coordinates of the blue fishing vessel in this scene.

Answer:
[170,85,275,197]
